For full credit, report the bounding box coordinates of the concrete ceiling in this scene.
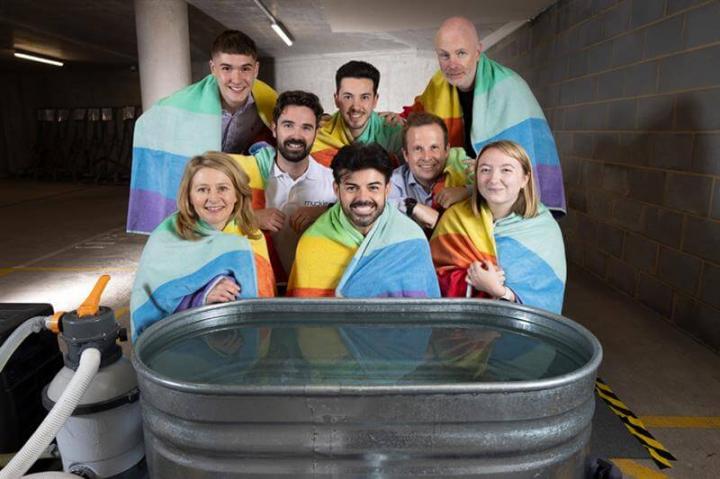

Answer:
[0,0,226,70]
[189,0,555,57]
[0,0,555,70]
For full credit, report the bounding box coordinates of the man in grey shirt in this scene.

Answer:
[221,93,267,153]
[389,112,472,231]
[210,30,276,154]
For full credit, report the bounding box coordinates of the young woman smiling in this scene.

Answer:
[430,140,566,314]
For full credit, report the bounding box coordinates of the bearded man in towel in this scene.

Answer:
[233,91,337,284]
[288,142,439,299]
[404,17,566,215]
[128,30,277,234]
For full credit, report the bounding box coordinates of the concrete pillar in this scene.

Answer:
[134,0,192,110]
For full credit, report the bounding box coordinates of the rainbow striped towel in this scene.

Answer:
[231,146,275,210]
[288,202,440,298]
[130,215,275,341]
[430,198,566,313]
[311,111,403,167]
[287,202,438,378]
[232,147,291,280]
[409,55,566,213]
[127,75,277,234]
[428,147,473,206]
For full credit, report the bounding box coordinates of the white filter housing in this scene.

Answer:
[46,356,144,477]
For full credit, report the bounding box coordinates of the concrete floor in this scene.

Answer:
[1,179,719,478]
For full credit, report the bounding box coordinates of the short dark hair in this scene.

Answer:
[335,61,380,94]
[211,30,258,60]
[402,112,449,151]
[272,90,324,126]
[331,143,393,184]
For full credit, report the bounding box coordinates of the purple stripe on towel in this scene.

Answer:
[535,164,566,212]
[127,189,177,234]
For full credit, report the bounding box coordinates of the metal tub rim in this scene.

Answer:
[132,298,602,396]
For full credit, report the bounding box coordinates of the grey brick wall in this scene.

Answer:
[488,0,720,352]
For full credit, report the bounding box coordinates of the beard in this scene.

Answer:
[342,199,385,230]
[277,138,311,163]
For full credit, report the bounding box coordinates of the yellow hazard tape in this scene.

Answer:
[595,378,676,469]
[611,459,669,478]
[595,380,613,393]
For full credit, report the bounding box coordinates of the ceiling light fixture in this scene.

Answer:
[253,0,294,47]
[270,22,293,47]
[14,52,64,67]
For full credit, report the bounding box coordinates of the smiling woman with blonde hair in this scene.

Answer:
[430,140,566,313]
[130,151,275,341]
[175,151,259,239]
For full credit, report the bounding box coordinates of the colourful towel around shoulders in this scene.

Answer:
[442,147,473,188]
[426,147,474,209]
[130,214,274,341]
[288,202,440,298]
[494,206,566,314]
[311,111,403,167]
[408,55,566,213]
[231,146,291,282]
[430,197,497,298]
[287,202,439,379]
[430,198,566,313]
[231,146,275,209]
[127,75,277,234]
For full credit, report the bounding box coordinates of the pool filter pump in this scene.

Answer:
[42,276,144,478]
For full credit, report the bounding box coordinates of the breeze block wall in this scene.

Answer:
[487,0,720,351]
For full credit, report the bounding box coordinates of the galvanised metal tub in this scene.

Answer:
[132,299,602,478]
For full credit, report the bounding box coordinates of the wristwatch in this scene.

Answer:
[404,198,418,218]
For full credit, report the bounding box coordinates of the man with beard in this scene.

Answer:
[233,91,335,282]
[401,17,566,215]
[128,30,277,234]
[287,142,439,299]
[310,61,403,167]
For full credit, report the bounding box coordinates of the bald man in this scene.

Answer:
[406,17,566,214]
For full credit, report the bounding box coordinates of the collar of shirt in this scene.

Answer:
[403,164,438,191]
[399,164,436,205]
[270,154,323,181]
[222,93,256,118]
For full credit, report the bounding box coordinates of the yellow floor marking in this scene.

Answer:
[612,459,669,479]
[640,416,720,428]
[0,267,13,278]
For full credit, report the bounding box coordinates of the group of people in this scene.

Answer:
[129,16,567,341]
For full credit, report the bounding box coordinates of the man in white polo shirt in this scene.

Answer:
[237,91,336,282]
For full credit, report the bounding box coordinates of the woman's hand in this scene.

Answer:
[206,278,241,304]
[465,260,506,298]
